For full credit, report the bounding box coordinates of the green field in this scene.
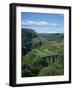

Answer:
[21,28,64,77]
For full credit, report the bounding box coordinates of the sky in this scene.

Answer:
[21,12,64,33]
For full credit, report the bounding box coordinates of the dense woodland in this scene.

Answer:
[21,28,64,77]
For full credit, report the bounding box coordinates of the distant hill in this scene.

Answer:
[40,33,64,41]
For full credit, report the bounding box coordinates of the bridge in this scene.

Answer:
[41,55,64,63]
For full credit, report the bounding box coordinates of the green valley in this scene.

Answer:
[21,28,64,77]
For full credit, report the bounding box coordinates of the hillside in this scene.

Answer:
[22,28,64,77]
[22,28,48,55]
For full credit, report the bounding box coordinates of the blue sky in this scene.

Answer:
[21,12,64,33]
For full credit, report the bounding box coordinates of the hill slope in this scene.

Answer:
[22,28,48,55]
[22,28,64,77]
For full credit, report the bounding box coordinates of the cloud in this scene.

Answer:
[22,20,62,27]
[22,20,49,26]
[37,21,48,25]
[22,20,34,25]
[49,23,61,27]
[50,23,57,26]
